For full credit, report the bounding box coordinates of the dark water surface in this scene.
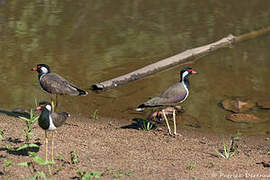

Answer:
[0,1,270,134]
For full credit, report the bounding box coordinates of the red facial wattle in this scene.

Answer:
[36,104,46,110]
[188,69,198,74]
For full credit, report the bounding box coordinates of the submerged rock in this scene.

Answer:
[226,113,265,123]
[257,100,270,109]
[221,97,255,113]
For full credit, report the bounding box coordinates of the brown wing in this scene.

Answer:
[40,73,80,95]
[51,112,69,127]
[144,83,188,106]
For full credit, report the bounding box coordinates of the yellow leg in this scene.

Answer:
[50,94,58,112]
[51,99,55,112]
[51,131,54,162]
[173,109,177,136]
[55,94,58,112]
[162,109,172,135]
[45,130,48,161]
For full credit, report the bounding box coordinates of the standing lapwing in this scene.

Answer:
[37,101,70,162]
[32,64,88,110]
[136,67,198,135]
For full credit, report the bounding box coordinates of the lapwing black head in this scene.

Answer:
[179,67,198,90]
[36,101,70,130]
[32,64,51,76]
[180,67,198,81]
[37,101,52,112]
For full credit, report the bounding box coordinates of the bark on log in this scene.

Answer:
[91,27,270,91]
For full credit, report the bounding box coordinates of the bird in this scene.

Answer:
[36,101,70,162]
[136,67,198,135]
[32,64,88,111]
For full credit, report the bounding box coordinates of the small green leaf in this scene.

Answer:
[55,154,64,161]
[33,155,55,165]
[17,144,29,151]
[82,173,92,180]
[28,175,37,180]
[28,151,37,157]
[37,171,46,178]
[215,149,225,159]
[55,167,63,174]
[19,116,29,121]
[77,169,87,177]
[90,171,101,178]
[28,143,40,148]
[6,144,13,151]
[70,150,79,164]
[32,117,39,123]
[2,158,14,167]
[82,172,101,180]
[0,129,4,141]
[30,109,33,119]
[18,162,30,167]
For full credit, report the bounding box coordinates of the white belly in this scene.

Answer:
[48,116,56,131]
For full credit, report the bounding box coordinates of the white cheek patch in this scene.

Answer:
[182,71,189,79]
[46,105,52,111]
[40,67,48,74]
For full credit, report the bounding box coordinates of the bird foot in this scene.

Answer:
[174,132,181,136]
[168,132,181,137]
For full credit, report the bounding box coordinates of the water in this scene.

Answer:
[0,1,270,134]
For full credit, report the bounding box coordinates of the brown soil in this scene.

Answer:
[0,112,270,180]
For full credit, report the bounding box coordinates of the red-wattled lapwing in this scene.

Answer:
[32,64,88,111]
[37,101,70,162]
[136,67,198,135]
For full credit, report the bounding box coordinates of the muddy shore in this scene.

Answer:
[0,113,269,179]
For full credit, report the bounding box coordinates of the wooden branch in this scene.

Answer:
[91,27,270,91]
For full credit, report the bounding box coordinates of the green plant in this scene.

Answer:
[18,152,55,178]
[17,109,39,151]
[55,167,63,175]
[91,109,99,120]
[113,171,125,179]
[70,150,79,164]
[1,157,14,173]
[6,144,13,151]
[28,171,53,180]
[77,169,101,180]
[55,154,64,161]
[0,128,4,141]
[215,136,238,159]
[113,170,133,179]
[141,120,155,131]
[187,162,196,170]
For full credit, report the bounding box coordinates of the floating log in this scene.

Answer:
[91,26,270,91]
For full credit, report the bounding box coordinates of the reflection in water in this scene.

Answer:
[0,1,270,134]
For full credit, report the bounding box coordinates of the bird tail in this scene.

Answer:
[78,89,88,96]
[136,104,146,111]
[75,87,88,96]
[65,112,71,118]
